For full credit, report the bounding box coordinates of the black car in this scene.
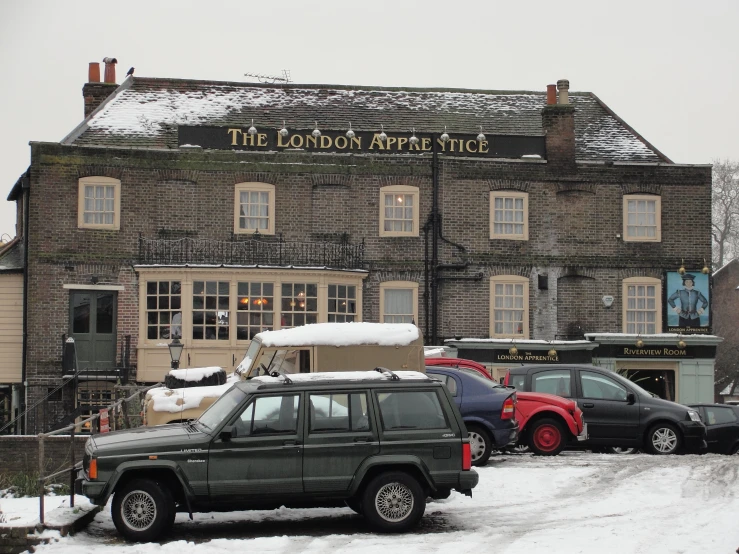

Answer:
[689,403,739,454]
[427,366,519,466]
[505,364,706,455]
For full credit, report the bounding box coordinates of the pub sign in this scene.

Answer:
[663,271,711,334]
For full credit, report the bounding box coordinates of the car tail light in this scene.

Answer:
[501,396,515,420]
[462,442,471,470]
[89,458,98,480]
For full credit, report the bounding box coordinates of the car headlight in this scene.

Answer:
[687,410,701,422]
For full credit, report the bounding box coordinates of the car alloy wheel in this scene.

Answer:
[650,426,678,453]
[362,471,425,532]
[468,431,487,462]
[121,490,157,531]
[375,482,415,522]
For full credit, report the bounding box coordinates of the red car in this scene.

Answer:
[426,357,588,455]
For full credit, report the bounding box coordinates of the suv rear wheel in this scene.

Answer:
[467,424,493,466]
[528,418,566,456]
[362,471,425,532]
[645,422,681,455]
[112,478,175,542]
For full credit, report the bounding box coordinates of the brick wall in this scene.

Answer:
[22,142,712,414]
[0,436,87,477]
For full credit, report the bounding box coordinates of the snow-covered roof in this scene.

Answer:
[62,77,668,162]
[255,322,420,347]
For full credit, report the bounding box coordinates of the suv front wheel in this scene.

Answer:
[112,478,175,542]
[362,471,425,532]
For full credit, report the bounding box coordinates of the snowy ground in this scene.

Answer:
[4,451,739,554]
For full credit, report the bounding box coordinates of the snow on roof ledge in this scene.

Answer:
[255,322,420,347]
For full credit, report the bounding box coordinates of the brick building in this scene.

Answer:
[0,60,718,433]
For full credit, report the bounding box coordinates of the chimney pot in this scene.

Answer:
[88,62,100,83]
[557,79,570,105]
[103,57,117,84]
[546,84,557,105]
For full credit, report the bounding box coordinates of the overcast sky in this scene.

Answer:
[0,0,737,241]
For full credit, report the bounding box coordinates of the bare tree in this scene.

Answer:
[711,159,739,267]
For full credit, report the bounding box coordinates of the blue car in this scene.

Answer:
[427,366,519,466]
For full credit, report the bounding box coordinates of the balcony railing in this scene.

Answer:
[137,234,365,270]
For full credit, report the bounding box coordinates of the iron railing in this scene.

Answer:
[137,235,365,270]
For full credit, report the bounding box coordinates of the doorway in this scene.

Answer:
[621,369,676,401]
[69,290,117,370]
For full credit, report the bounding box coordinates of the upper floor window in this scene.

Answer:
[623,277,661,334]
[379,185,419,237]
[490,191,528,240]
[623,194,661,242]
[490,275,529,338]
[78,176,121,230]
[234,182,275,235]
[380,281,418,324]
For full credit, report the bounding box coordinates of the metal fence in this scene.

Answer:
[138,235,365,270]
[35,383,161,524]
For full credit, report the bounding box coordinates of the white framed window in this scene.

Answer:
[490,191,528,240]
[236,281,275,340]
[192,280,231,341]
[379,281,418,323]
[78,176,121,230]
[623,194,661,242]
[379,185,419,237]
[234,182,275,235]
[145,280,182,340]
[328,284,357,322]
[623,277,661,334]
[489,275,529,338]
[280,282,318,328]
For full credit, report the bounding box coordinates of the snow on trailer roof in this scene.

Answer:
[168,366,223,381]
[254,322,420,347]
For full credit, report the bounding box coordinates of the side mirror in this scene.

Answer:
[220,425,236,441]
[627,393,636,405]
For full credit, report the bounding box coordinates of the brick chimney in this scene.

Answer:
[541,79,576,172]
[82,59,118,118]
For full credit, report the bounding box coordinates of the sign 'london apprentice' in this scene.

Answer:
[178,126,547,159]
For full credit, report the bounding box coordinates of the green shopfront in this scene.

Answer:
[444,334,721,404]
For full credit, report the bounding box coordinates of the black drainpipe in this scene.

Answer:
[21,170,30,434]
[431,134,439,345]
[423,215,431,344]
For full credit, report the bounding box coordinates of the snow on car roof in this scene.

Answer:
[255,322,420,347]
[251,370,430,384]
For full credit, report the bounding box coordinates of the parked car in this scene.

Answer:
[505,364,707,455]
[77,369,479,542]
[427,359,587,455]
[426,366,519,465]
[689,403,739,454]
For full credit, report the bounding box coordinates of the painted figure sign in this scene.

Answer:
[664,271,711,334]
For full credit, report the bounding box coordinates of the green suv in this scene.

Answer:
[77,369,479,542]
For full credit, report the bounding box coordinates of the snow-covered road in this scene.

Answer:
[29,451,739,554]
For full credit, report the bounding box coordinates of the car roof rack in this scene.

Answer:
[269,370,293,384]
[374,367,400,381]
